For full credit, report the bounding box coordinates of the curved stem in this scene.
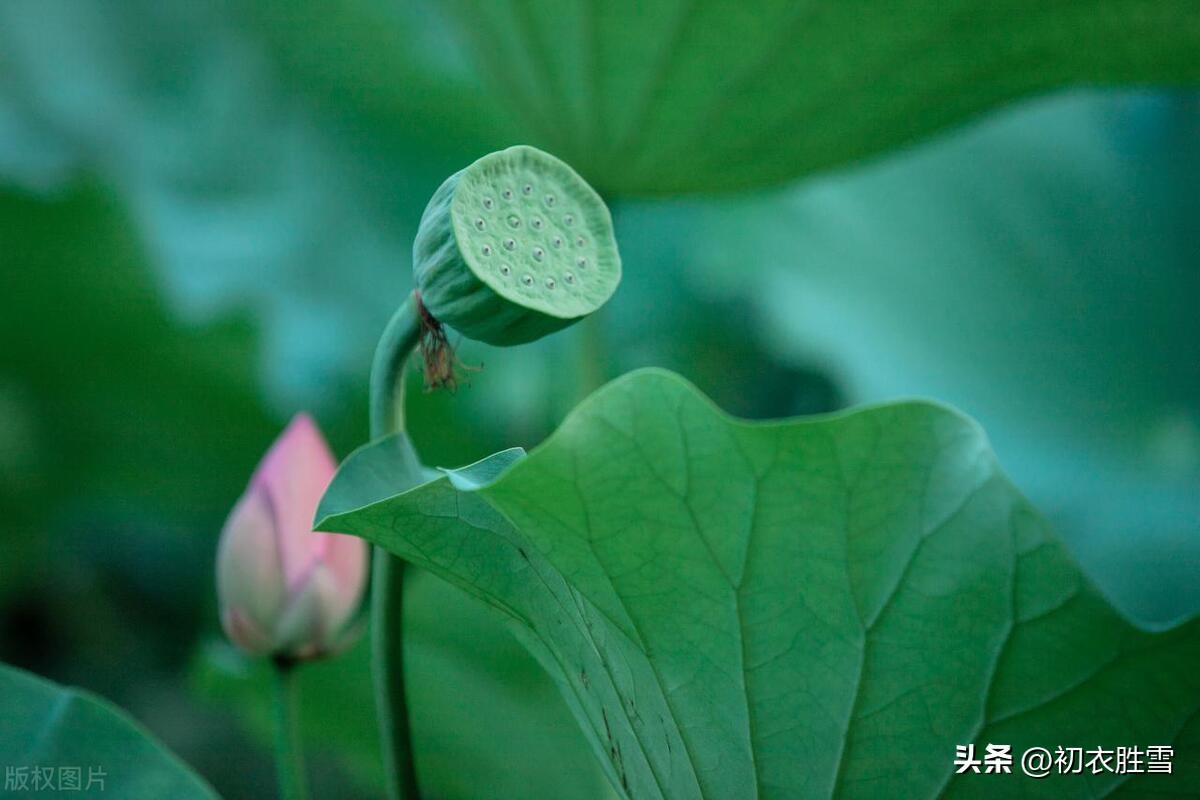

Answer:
[370,291,421,437]
[369,291,423,800]
[272,658,309,800]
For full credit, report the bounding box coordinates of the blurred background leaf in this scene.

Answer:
[615,91,1200,624]
[0,179,610,799]
[0,662,219,798]
[193,575,615,800]
[0,0,1196,798]
[0,182,292,796]
[410,0,1200,193]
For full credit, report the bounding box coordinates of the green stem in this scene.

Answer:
[576,312,608,398]
[369,291,423,800]
[272,658,308,800]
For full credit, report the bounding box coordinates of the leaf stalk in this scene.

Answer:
[272,657,309,800]
[368,291,423,800]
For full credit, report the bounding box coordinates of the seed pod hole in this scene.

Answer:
[532,246,545,261]
[545,277,556,289]
[500,264,511,276]
[502,189,514,200]
[563,213,575,226]
[531,217,543,230]
[544,194,556,207]
[481,244,493,257]
[521,273,534,286]
[474,218,486,231]
[552,236,563,248]
[507,214,521,229]
[577,257,588,269]
[482,197,494,210]
[503,238,516,251]
[564,271,575,284]
[575,236,587,247]
[522,184,533,195]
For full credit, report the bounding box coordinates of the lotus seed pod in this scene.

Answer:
[413,145,621,346]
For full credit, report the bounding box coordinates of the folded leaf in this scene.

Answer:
[0,663,217,798]
[320,369,1200,798]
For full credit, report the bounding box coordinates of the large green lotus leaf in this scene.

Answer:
[38,0,1190,199]
[224,0,509,161]
[412,0,1200,193]
[0,662,216,798]
[320,369,1200,799]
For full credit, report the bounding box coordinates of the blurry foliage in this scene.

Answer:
[0,183,274,614]
[0,183,289,796]
[0,0,1197,798]
[231,0,1200,194]
[0,184,611,798]
[194,574,616,800]
[1,663,219,798]
[625,91,1200,623]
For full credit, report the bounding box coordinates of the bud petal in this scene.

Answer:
[216,487,286,653]
[221,607,275,655]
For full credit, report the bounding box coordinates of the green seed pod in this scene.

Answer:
[413,145,621,346]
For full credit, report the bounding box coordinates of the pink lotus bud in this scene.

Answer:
[216,414,367,660]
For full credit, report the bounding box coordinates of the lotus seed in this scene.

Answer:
[563,213,575,226]
[552,236,563,248]
[500,264,511,275]
[481,244,493,256]
[577,257,588,269]
[564,272,575,284]
[522,184,533,195]
[475,218,486,231]
[502,189,514,200]
[521,273,534,286]
[531,246,544,261]
[531,217,543,230]
[482,197,494,210]
[545,277,556,289]
[575,236,586,247]
[503,238,516,251]
[545,194,556,206]
[507,214,521,228]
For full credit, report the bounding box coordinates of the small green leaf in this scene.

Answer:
[0,662,217,798]
[320,369,1200,799]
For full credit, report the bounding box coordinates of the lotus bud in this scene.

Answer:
[412,145,620,375]
[216,414,367,661]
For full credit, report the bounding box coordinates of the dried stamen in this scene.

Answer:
[415,293,480,392]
